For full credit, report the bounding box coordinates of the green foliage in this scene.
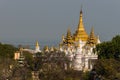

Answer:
[11,66,32,80]
[92,35,120,79]
[0,43,17,79]
[23,51,34,69]
[0,43,18,58]
[112,35,120,60]
[112,35,120,44]
[96,35,120,59]
[94,59,120,79]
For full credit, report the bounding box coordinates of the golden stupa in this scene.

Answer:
[73,10,88,42]
[61,9,99,47]
[64,28,74,47]
[36,41,39,48]
[86,27,97,47]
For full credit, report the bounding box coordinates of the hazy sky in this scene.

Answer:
[0,0,120,46]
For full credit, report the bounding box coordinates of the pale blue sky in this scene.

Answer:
[0,0,120,46]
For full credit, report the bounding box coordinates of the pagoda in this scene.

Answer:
[35,41,41,53]
[59,9,100,71]
[73,10,88,42]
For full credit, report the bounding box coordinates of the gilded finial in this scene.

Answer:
[67,27,71,33]
[90,27,94,36]
[44,45,49,52]
[67,27,72,37]
[80,4,83,14]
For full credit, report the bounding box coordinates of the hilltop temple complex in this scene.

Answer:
[59,9,100,71]
[14,9,100,72]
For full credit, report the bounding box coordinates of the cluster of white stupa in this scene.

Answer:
[59,39,100,71]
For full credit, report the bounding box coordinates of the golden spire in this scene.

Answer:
[50,46,54,52]
[86,27,97,46]
[36,41,39,48]
[78,9,84,31]
[46,46,49,52]
[67,27,71,38]
[90,27,95,38]
[44,45,49,52]
[64,27,74,47]
[73,9,88,41]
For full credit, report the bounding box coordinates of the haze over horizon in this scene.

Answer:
[0,0,120,47]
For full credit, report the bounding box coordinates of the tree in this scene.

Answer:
[94,59,120,80]
[95,35,120,60]
[11,66,32,80]
[93,35,120,79]
[23,51,34,70]
[0,43,18,79]
[112,35,120,60]
[0,43,18,58]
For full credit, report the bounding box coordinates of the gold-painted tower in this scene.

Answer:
[64,28,74,47]
[36,41,39,49]
[86,27,97,47]
[73,10,88,42]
